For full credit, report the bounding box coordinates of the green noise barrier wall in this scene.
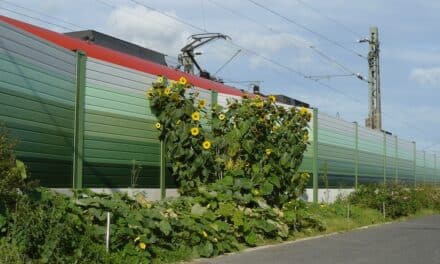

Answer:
[0,21,439,191]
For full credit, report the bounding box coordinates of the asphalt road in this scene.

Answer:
[194,215,440,264]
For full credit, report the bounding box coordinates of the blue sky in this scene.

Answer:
[1,0,439,152]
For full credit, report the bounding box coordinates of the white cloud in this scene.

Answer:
[107,5,189,56]
[409,67,440,86]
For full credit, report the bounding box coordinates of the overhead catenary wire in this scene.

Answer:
[0,6,76,31]
[118,0,366,102]
[2,0,434,148]
[206,0,367,83]
[124,0,367,105]
[214,49,241,75]
[294,0,364,39]
[246,0,367,60]
[0,0,85,30]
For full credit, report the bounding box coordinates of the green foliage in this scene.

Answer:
[8,189,109,263]
[0,127,37,236]
[347,183,440,218]
[0,238,24,264]
[147,77,311,207]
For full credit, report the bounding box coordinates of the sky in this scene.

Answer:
[1,0,439,153]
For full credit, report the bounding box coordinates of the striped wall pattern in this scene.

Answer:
[83,58,217,188]
[0,21,439,190]
[308,110,439,187]
[0,21,76,187]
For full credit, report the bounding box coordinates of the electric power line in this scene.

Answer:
[206,0,367,83]
[294,0,363,39]
[97,0,436,142]
[1,0,85,30]
[246,0,367,60]
[0,6,76,31]
[214,49,241,75]
[121,0,365,102]
[2,0,434,148]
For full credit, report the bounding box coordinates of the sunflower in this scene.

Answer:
[191,127,200,136]
[202,140,211,150]
[265,148,272,156]
[198,99,206,108]
[256,102,264,108]
[139,242,147,250]
[155,122,161,129]
[303,133,309,142]
[145,89,154,98]
[164,87,171,95]
[299,106,308,116]
[156,76,164,84]
[268,95,276,103]
[218,113,226,121]
[179,76,187,85]
[191,112,200,121]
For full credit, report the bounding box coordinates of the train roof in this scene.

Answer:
[0,15,243,97]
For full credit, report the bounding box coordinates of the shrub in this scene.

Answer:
[348,183,420,218]
[0,127,34,209]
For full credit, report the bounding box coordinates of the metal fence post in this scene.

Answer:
[435,154,438,185]
[312,108,319,203]
[423,150,426,184]
[383,132,386,184]
[211,90,218,106]
[413,141,416,187]
[160,140,166,199]
[73,50,86,189]
[394,136,398,183]
[434,154,437,185]
[354,122,359,189]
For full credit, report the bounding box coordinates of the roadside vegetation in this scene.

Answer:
[0,77,439,263]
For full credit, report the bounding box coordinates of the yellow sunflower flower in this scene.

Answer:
[265,148,272,155]
[191,127,200,136]
[268,95,276,103]
[139,242,147,250]
[256,102,264,108]
[156,76,164,84]
[164,87,171,96]
[198,99,206,108]
[299,106,308,116]
[218,113,226,121]
[202,140,211,150]
[179,76,187,85]
[145,89,154,98]
[303,133,309,142]
[191,112,200,121]
[155,122,161,129]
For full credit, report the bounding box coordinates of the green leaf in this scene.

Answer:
[232,211,244,226]
[159,220,172,236]
[244,232,257,246]
[260,182,274,195]
[15,159,27,179]
[217,203,235,217]
[191,203,207,216]
[268,175,281,188]
[196,241,214,257]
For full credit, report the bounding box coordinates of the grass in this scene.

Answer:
[217,201,439,260]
